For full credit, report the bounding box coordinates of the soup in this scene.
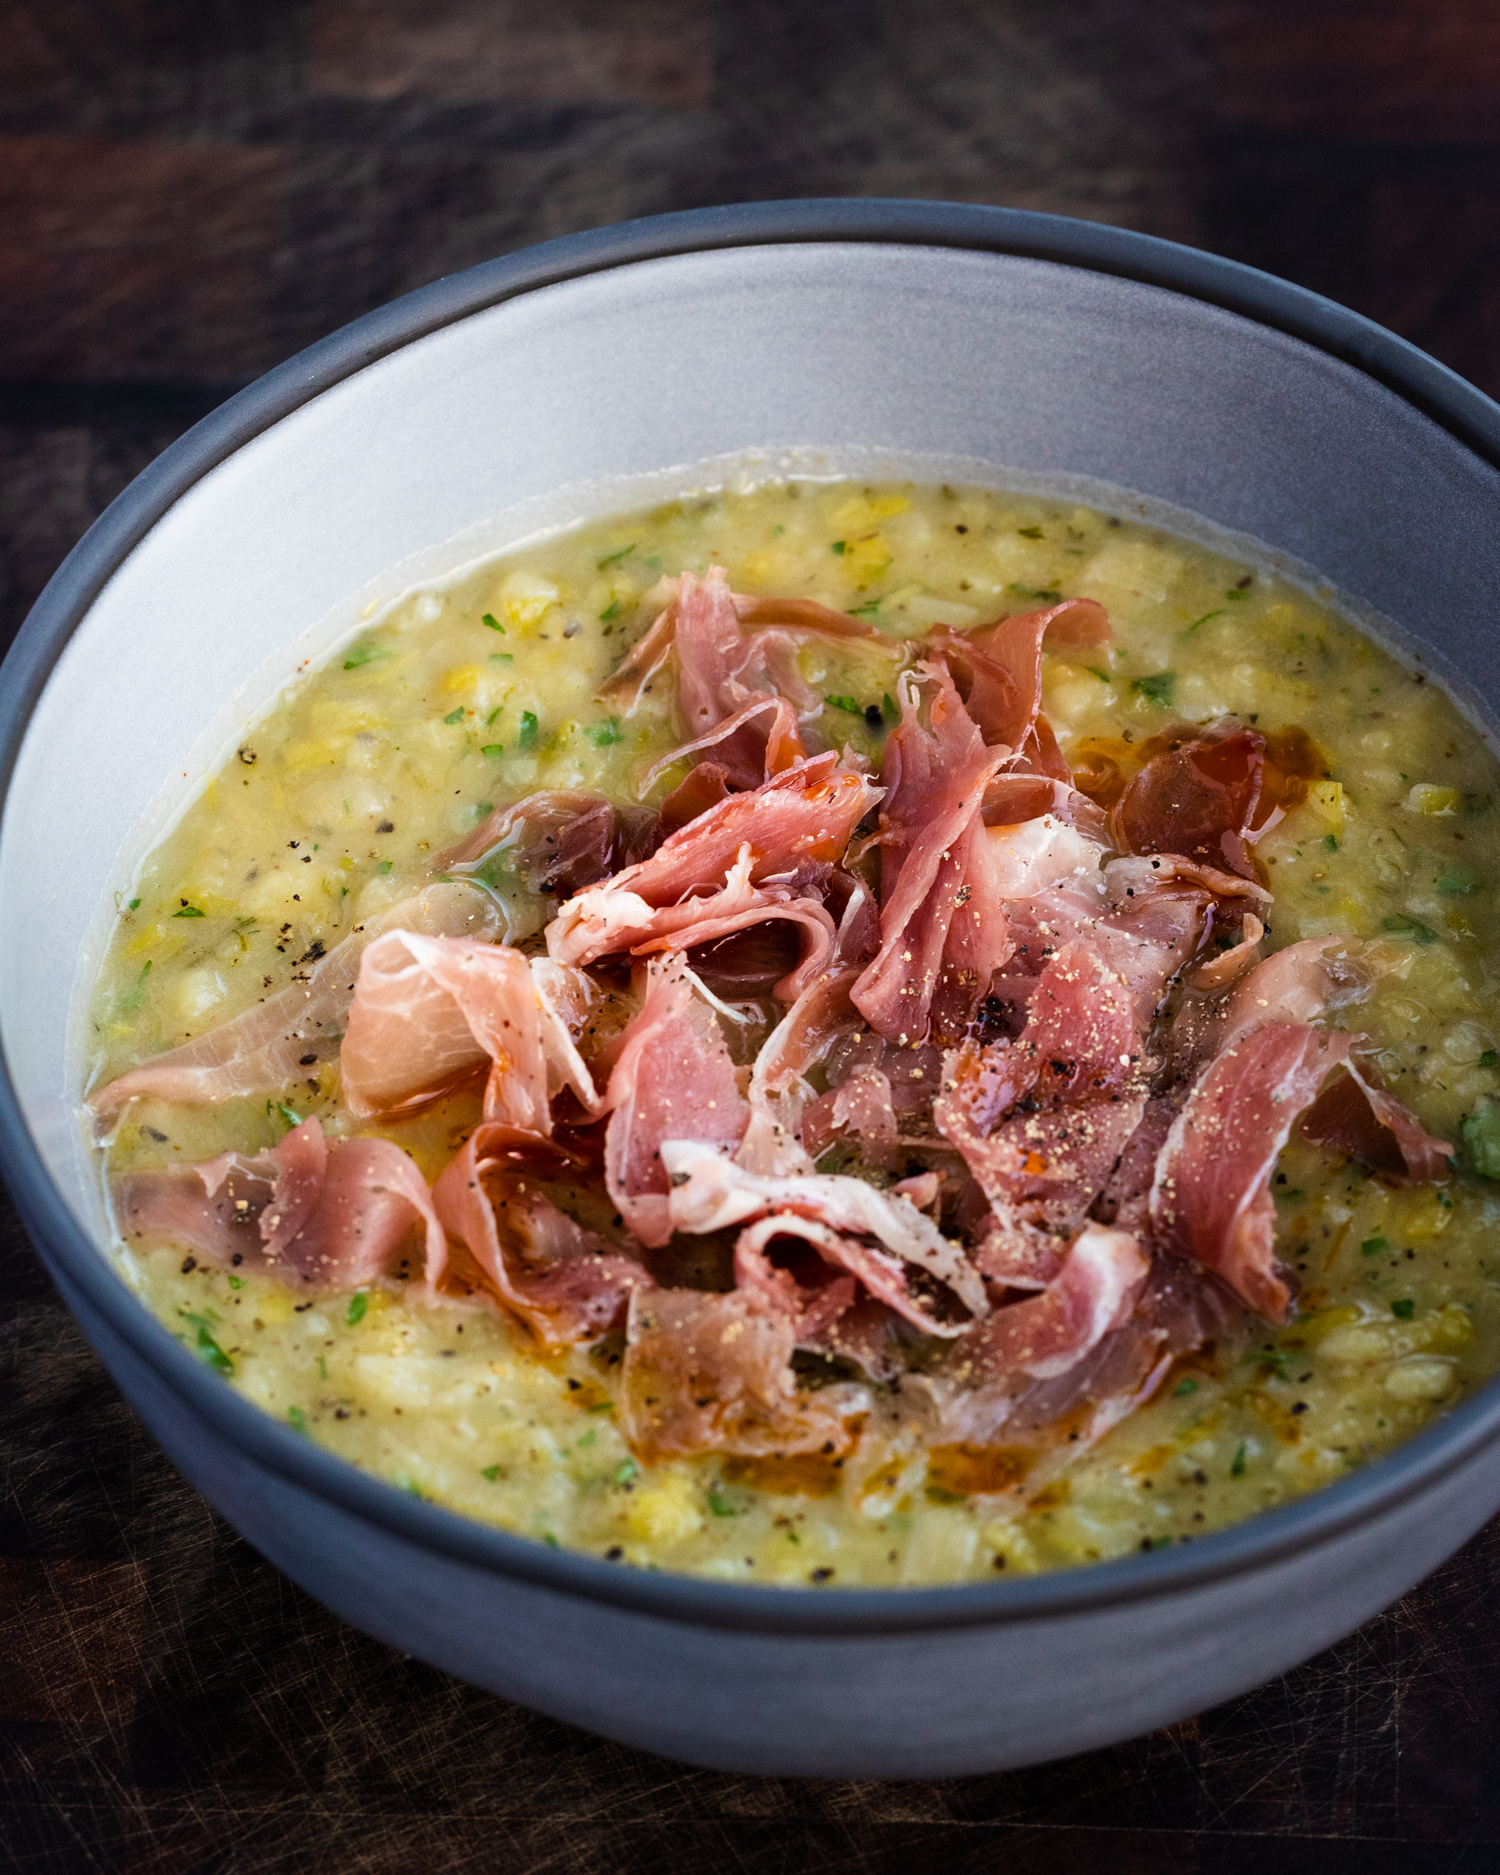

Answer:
[84,480,1500,1586]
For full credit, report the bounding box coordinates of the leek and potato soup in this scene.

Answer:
[87,482,1500,1587]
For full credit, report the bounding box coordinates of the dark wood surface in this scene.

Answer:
[4,5,1500,1868]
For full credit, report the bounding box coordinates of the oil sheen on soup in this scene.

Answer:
[86,481,1500,1588]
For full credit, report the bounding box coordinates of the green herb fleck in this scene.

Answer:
[1173,1378,1200,1397]
[1438,866,1476,896]
[615,1458,639,1488]
[587,1400,614,1413]
[1380,914,1436,945]
[540,1532,559,1548]
[127,897,141,911]
[119,960,152,1011]
[1017,525,1044,539]
[228,1275,244,1290]
[489,652,514,663]
[173,904,206,918]
[183,1312,232,1375]
[707,1485,737,1517]
[375,859,393,876]
[482,1464,502,1481]
[484,705,502,726]
[586,716,623,746]
[1323,833,1339,852]
[825,694,864,716]
[597,544,635,567]
[443,706,464,725]
[288,1405,309,1435]
[343,637,394,669]
[482,612,506,634]
[847,599,883,619]
[517,711,538,751]
[599,598,623,624]
[1361,1236,1388,1257]
[882,692,900,725]
[1482,1051,1498,1068]
[831,540,846,555]
[1230,1442,1248,1478]
[316,1354,327,1380]
[275,1102,303,1131]
[1132,672,1176,707]
[1185,610,1225,633]
[576,1429,597,1449]
[346,1291,368,1326]
[481,743,505,758]
[1225,586,1250,601]
[1392,1299,1416,1320]
[1084,666,1111,682]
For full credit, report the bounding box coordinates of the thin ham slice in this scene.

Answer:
[852,664,1012,1043]
[602,958,750,1249]
[945,1224,1149,1385]
[1220,935,1378,1052]
[1151,1023,1453,1322]
[619,1286,856,1462]
[115,1116,445,1291]
[432,1125,648,1346]
[89,883,501,1115]
[660,1136,987,1320]
[439,789,658,886]
[547,753,877,978]
[641,694,805,800]
[931,599,1111,762]
[1111,720,1266,881]
[339,932,601,1125]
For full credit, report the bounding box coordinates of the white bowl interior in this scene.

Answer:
[6,240,1500,1249]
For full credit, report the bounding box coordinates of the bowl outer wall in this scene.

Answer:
[53,1243,1500,1777]
[5,202,1500,1766]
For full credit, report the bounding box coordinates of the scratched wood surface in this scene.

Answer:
[4,4,1500,1868]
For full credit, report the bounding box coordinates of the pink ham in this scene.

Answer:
[852,664,1012,1043]
[1151,1023,1453,1322]
[661,1136,987,1320]
[734,1206,957,1340]
[798,1067,898,1168]
[619,1285,855,1462]
[1111,720,1266,880]
[115,1116,445,1291]
[945,1223,1149,1386]
[1220,935,1378,1052]
[339,931,601,1124]
[934,599,1110,762]
[439,788,658,886]
[602,959,750,1249]
[432,1124,648,1346]
[88,882,500,1114]
[641,694,805,800]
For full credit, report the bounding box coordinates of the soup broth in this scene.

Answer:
[87,481,1500,1586]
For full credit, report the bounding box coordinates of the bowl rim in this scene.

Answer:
[6,197,1500,1641]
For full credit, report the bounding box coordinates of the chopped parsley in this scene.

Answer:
[481,743,505,758]
[1185,610,1225,633]
[576,1429,597,1449]
[599,598,623,624]
[346,1291,368,1326]
[173,904,206,918]
[228,1275,244,1290]
[482,612,506,634]
[489,652,514,663]
[848,599,883,619]
[1438,866,1476,896]
[1230,1442,1248,1478]
[517,710,539,751]
[597,544,635,567]
[586,716,623,746]
[1172,1378,1199,1397]
[1482,1051,1498,1068]
[272,1101,303,1131]
[1380,914,1436,945]
[442,706,465,725]
[485,705,502,725]
[343,637,394,669]
[882,692,900,724]
[1084,666,1111,682]
[1132,672,1176,707]
[119,960,152,1011]
[707,1485,737,1517]
[1392,1299,1416,1320]
[825,694,865,716]
[287,1405,309,1435]
[1361,1236,1388,1257]
[127,897,141,911]
[831,540,846,555]
[615,1458,639,1488]
[1323,833,1339,851]
[182,1311,232,1375]
[1017,525,1044,539]
[375,860,393,876]
[481,1464,503,1481]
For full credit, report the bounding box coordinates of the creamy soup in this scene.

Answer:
[86,481,1500,1586]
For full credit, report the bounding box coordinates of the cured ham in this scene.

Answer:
[89,883,501,1115]
[547,753,877,982]
[619,1286,855,1462]
[1152,1023,1453,1321]
[340,932,601,1125]
[116,1116,445,1291]
[660,1136,988,1320]
[441,789,658,888]
[1111,720,1266,880]
[432,1126,648,1346]
[853,664,1012,1043]
[733,1212,954,1339]
[602,959,750,1249]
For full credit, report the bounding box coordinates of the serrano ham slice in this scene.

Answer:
[602,959,750,1249]
[89,882,500,1115]
[853,664,1012,1043]
[1110,720,1266,880]
[115,1116,445,1291]
[1152,1023,1453,1321]
[432,1126,648,1346]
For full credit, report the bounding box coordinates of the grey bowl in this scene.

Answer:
[4,200,1500,1780]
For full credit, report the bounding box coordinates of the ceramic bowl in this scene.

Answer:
[5,201,1500,1778]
